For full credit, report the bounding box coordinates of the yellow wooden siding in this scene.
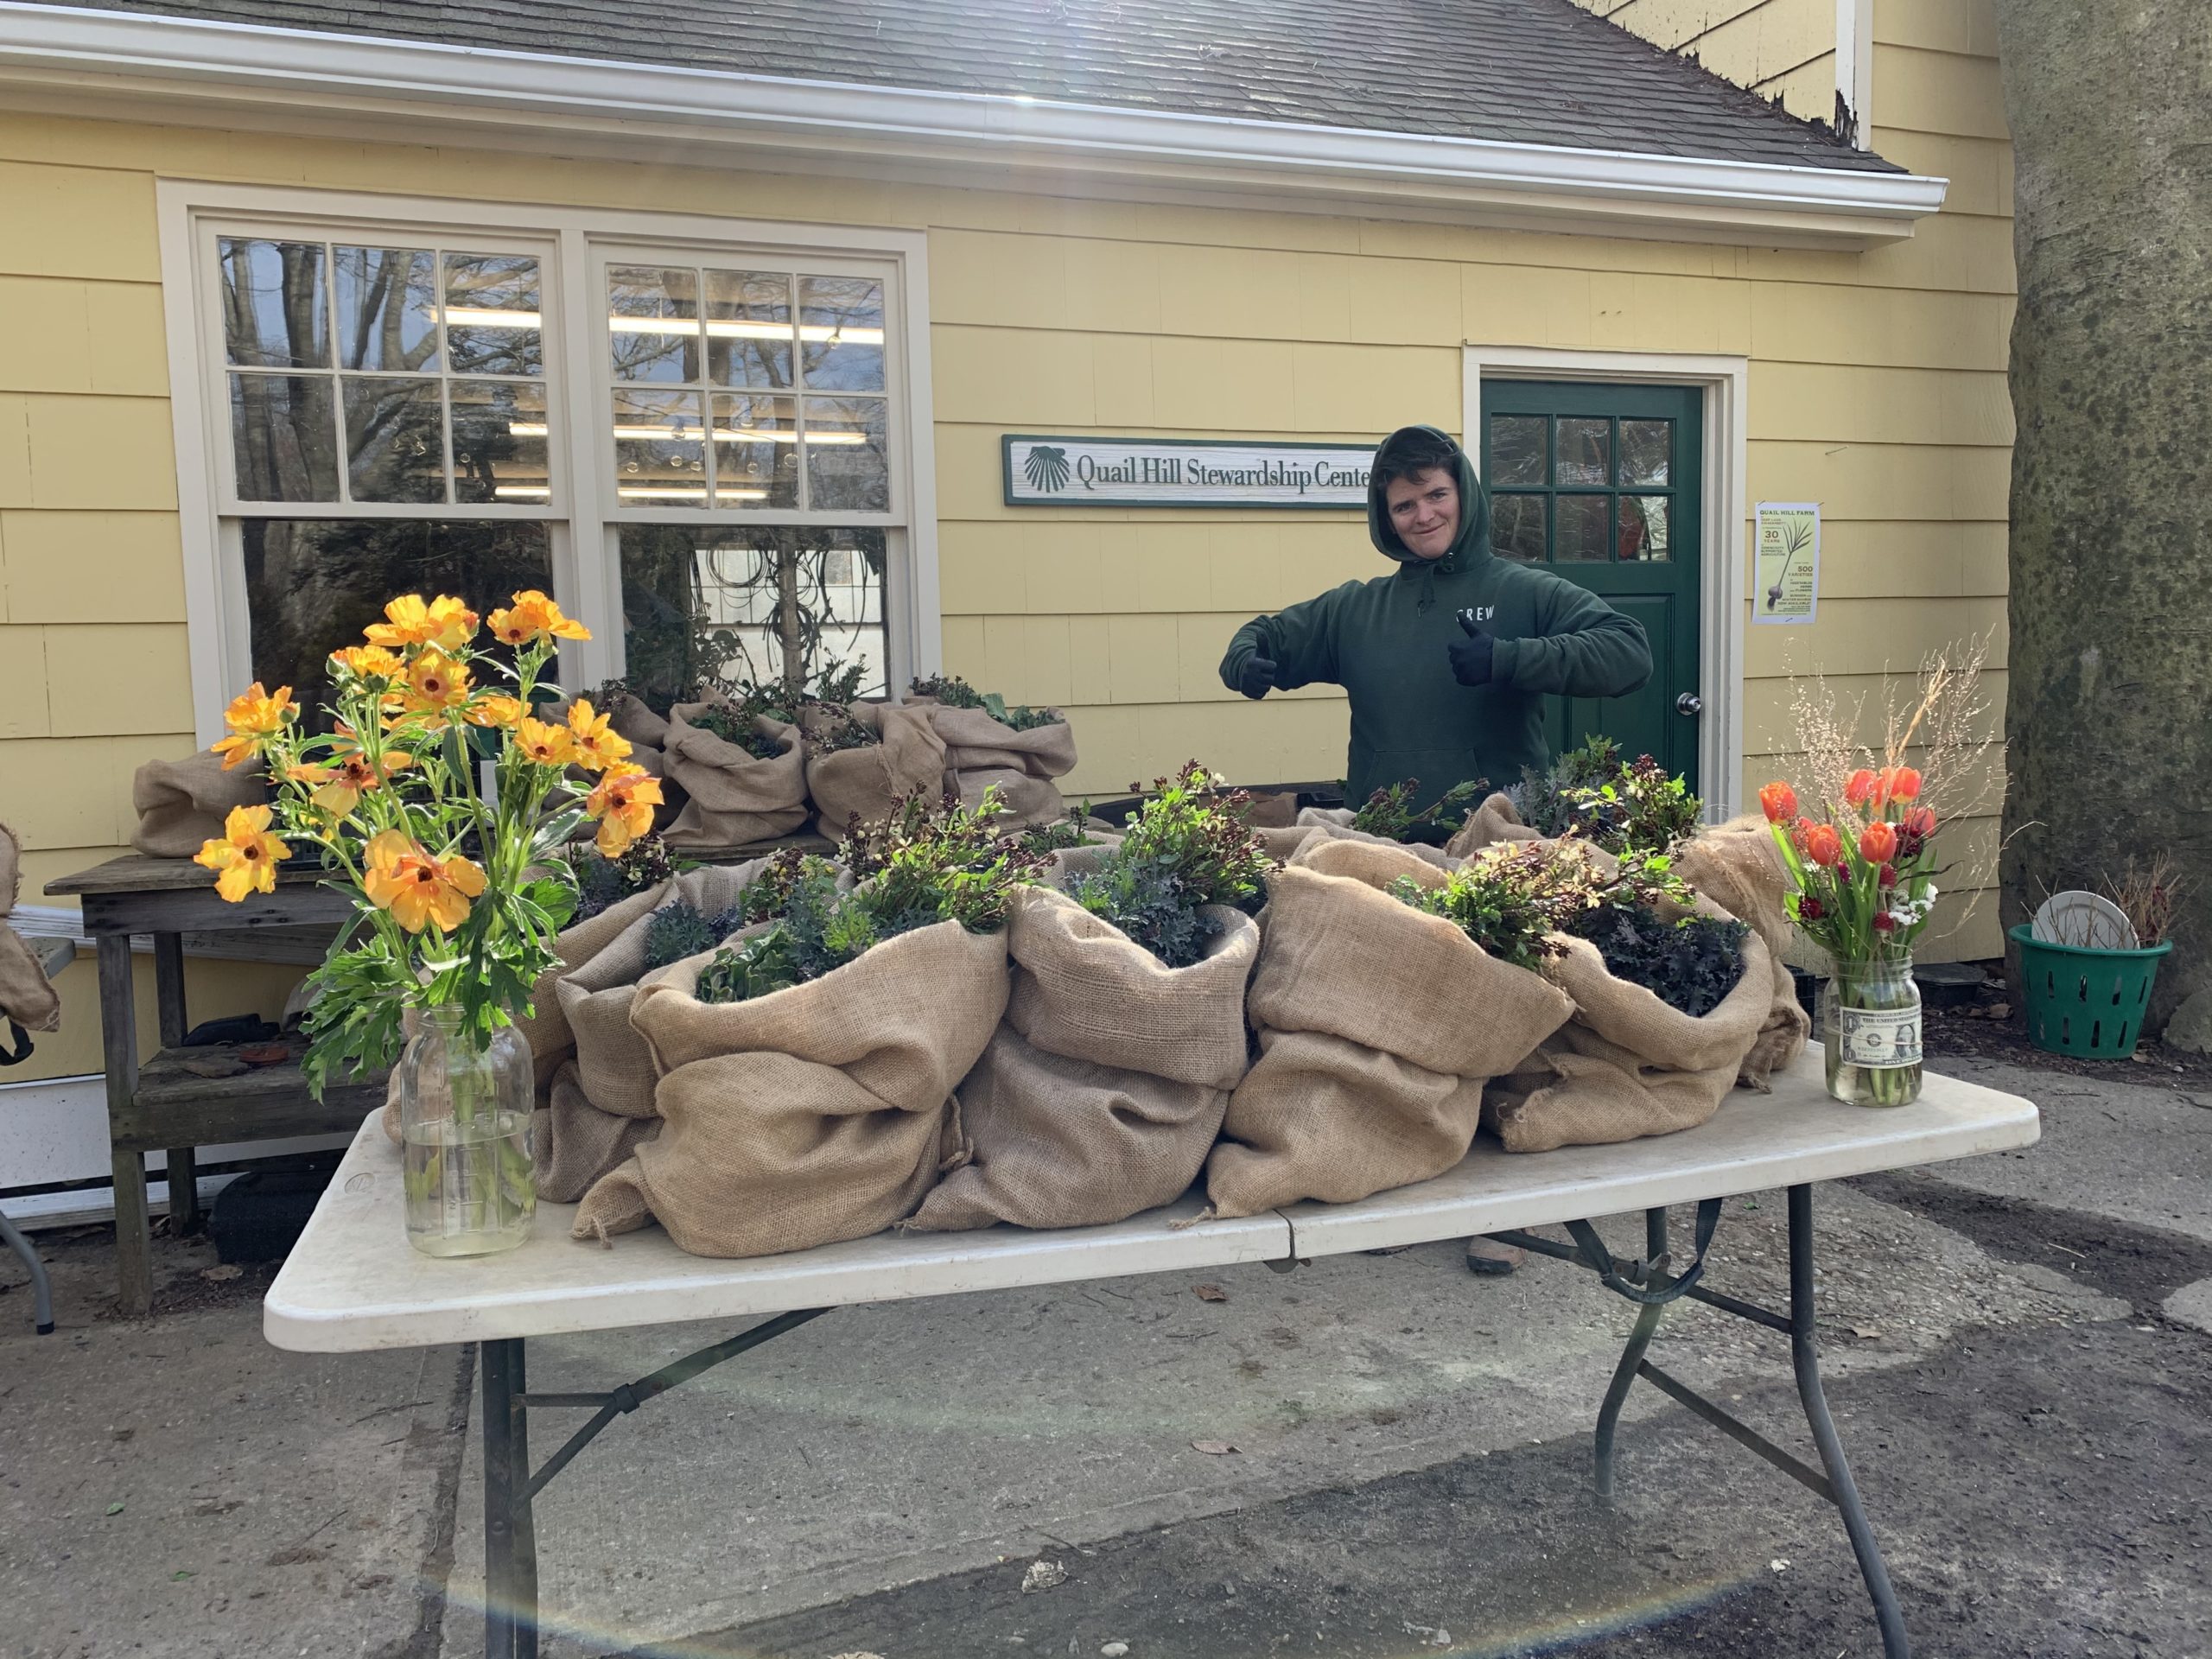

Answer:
[1570,0,1839,123]
[1875,0,1999,58]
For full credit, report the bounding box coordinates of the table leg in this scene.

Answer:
[1789,1185,1910,1659]
[151,932,200,1233]
[1592,1206,1671,1502]
[96,934,151,1317]
[482,1338,540,1659]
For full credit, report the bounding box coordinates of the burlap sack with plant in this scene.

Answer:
[1294,807,1458,870]
[1674,815,1813,1087]
[1444,792,1544,860]
[0,823,60,1035]
[804,702,949,836]
[1205,836,1575,1217]
[1484,892,1772,1154]
[554,861,765,1119]
[918,703,1078,830]
[659,701,808,849]
[131,752,270,858]
[910,887,1257,1232]
[532,1058,658,1203]
[573,918,1006,1257]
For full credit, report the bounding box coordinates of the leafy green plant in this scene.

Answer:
[1068,763,1274,966]
[641,899,747,971]
[810,658,869,708]
[735,846,836,926]
[1508,735,1624,837]
[1020,802,1096,855]
[571,834,676,921]
[1389,839,1699,975]
[909,673,1063,731]
[1071,852,1220,967]
[1566,902,1749,1018]
[1351,776,1486,845]
[1509,738,1700,858]
[909,673,986,709]
[687,702,790,761]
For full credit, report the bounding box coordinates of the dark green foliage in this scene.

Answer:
[1020,803,1095,855]
[1071,852,1222,969]
[570,834,675,921]
[910,673,1063,732]
[1351,776,1485,845]
[909,673,986,709]
[1510,738,1700,857]
[1067,763,1274,966]
[810,714,879,753]
[810,658,869,707]
[1508,735,1624,837]
[1567,903,1750,1018]
[737,846,834,925]
[1389,839,1701,976]
[688,702,788,760]
[641,899,747,972]
[697,860,854,1002]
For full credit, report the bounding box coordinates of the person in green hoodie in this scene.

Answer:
[1219,423,1653,1278]
[1219,423,1652,817]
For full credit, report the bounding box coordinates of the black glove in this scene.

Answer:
[1237,655,1279,700]
[1447,610,1495,687]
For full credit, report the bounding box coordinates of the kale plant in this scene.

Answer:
[1508,735,1624,837]
[1567,903,1750,1018]
[641,899,747,971]
[1351,776,1486,845]
[1071,852,1222,968]
[569,834,675,921]
[1066,763,1275,965]
[910,673,1062,732]
[1509,737,1700,858]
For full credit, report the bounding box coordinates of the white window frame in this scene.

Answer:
[157,181,940,745]
[1461,345,1749,817]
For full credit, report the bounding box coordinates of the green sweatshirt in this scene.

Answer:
[1218,425,1652,811]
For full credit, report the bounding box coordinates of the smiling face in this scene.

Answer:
[1383,467,1461,561]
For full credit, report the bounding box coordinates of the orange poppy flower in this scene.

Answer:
[331,645,406,683]
[210,683,297,770]
[193,804,292,901]
[365,594,478,652]
[583,765,663,856]
[486,589,590,647]
[465,695,527,729]
[397,649,472,723]
[361,830,486,934]
[563,698,632,772]
[513,716,577,768]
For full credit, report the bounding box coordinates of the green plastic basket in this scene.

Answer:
[2011,923,2171,1059]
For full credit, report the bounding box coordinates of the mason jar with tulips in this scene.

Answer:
[1758,768,1939,1106]
[195,589,662,1255]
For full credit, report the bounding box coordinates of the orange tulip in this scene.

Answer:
[1805,823,1843,867]
[1901,805,1937,840]
[1843,769,1878,807]
[1758,781,1797,823]
[211,683,297,770]
[584,765,663,857]
[361,830,486,934]
[1860,821,1898,864]
[1879,766,1923,804]
[193,804,291,901]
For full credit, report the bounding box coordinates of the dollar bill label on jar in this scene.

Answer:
[1840,1006,1922,1068]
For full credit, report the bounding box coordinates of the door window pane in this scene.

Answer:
[334,246,438,372]
[451,380,550,505]
[1620,420,1671,486]
[1556,418,1611,486]
[609,266,701,384]
[798,276,886,391]
[443,254,543,377]
[709,392,799,508]
[704,270,794,390]
[343,377,447,505]
[1491,493,1546,562]
[1620,495,1671,562]
[804,396,889,512]
[231,373,339,501]
[1486,415,1546,486]
[219,238,329,369]
[613,390,707,505]
[242,519,551,718]
[619,525,887,708]
[1554,493,1611,561]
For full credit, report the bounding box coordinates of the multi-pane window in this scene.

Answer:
[198,209,914,727]
[1484,412,1675,564]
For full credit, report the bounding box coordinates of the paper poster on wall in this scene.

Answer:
[1753,502,1821,625]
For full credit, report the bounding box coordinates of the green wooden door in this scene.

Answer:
[1478,380,1703,791]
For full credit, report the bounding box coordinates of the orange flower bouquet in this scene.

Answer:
[199,589,659,1255]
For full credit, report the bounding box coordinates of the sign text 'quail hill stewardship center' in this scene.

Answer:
[1003,435,1376,508]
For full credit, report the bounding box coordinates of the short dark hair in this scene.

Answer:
[1372,429,1461,490]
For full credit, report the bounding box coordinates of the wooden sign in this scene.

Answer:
[1003,435,1374,509]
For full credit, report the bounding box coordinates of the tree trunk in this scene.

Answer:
[1993,0,2212,1035]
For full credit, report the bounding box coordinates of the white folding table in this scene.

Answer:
[266,1053,2039,1659]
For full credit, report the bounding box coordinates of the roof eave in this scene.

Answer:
[0,3,1948,250]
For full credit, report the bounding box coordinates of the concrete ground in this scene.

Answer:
[3,1048,2209,1659]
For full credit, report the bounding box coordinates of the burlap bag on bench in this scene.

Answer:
[1484,894,1773,1154]
[804,702,949,836]
[1293,807,1459,870]
[659,702,808,849]
[910,887,1258,1232]
[1204,836,1574,1217]
[574,917,1007,1256]
[532,1059,658,1203]
[1673,815,1812,1088]
[916,703,1078,831]
[1443,791,1545,860]
[131,751,269,858]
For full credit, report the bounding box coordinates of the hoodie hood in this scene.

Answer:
[1367,424,1491,569]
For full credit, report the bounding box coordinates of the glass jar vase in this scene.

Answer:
[397,1006,535,1256]
[1820,958,1923,1108]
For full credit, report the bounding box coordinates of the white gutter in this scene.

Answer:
[0,4,1947,245]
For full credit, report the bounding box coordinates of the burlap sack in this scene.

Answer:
[575,918,1007,1257]
[910,888,1257,1231]
[1294,807,1458,870]
[0,924,61,1034]
[0,819,19,917]
[554,862,765,1119]
[918,704,1078,831]
[1205,836,1575,1217]
[804,702,949,836]
[131,752,270,858]
[1484,905,1773,1154]
[1252,823,1323,863]
[660,702,808,849]
[1674,816,1813,1088]
[1444,792,1544,860]
[1037,830,1126,889]
[532,1059,658,1204]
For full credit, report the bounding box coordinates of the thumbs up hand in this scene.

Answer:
[1448,608,1495,687]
